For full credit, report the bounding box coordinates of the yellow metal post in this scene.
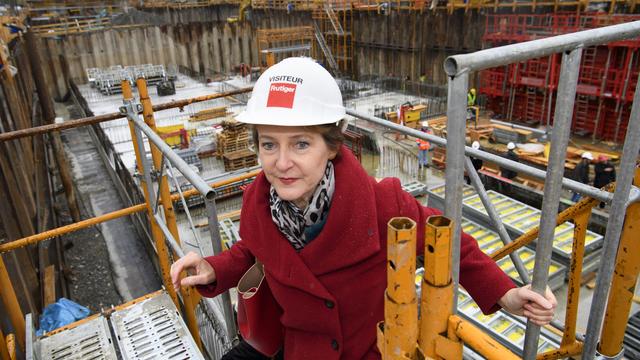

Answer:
[419,215,459,359]
[0,257,24,350]
[561,210,591,347]
[599,167,640,356]
[122,81,180,309]
[136,78,202,350]
[383,217,418,360]
[536,341,582,360]
[449,315,520,360]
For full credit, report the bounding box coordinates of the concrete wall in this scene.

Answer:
[354,11,484,85]
[40,8,484,96]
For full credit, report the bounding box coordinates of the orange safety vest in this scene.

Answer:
[416,138,431,150]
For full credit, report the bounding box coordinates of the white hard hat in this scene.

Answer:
[472,141,480,150]
[236,57,345,126]
[421,121,429,128]
[582,152,594,160]
[507,142,516,150]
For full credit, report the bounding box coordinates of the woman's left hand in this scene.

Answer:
[498,285,557,326]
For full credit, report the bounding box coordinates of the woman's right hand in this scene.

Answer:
[170,251,217,292]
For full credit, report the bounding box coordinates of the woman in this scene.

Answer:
[170,57,556,360]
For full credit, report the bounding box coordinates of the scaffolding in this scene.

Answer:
[311,0,354,75]
[480,13,640,143]
[256,26,315,69]
[2,17,640,360]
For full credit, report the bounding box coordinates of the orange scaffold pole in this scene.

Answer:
[380,217,418,360]
[0,257,25,350]
[122,81,180,309]
[135,78,202,350]
[419,215,461,359]
[599,167,640,357]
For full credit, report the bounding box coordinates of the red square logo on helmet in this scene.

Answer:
[267,83,297,108]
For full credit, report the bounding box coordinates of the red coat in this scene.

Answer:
[198,146,515,359]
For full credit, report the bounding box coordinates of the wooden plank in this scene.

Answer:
[43,265,56,307]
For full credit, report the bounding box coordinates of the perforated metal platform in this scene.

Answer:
[110,293,203,360]
[31,292,204,360]
[39,316,117,360]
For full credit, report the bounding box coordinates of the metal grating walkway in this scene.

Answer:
[32,291,204,360]
[39,316,117,360]
[110,293,203,360]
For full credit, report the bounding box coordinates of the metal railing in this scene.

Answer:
[0,82,259,358]
[348,20,640,360]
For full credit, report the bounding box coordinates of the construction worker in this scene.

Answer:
[500,142,519,180]
[594,155,615,208]
[416,122,432,173]
[467,88,477,122]
[467,88,477,107]
[170,57,556,360]
[571,152,593,202]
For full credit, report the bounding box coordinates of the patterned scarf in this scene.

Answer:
[269,162,335,251]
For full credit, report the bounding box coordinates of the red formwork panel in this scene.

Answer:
[481,13,640,142]
[480,67,508,97]
[572,95,601,136]
[600,101,631,143]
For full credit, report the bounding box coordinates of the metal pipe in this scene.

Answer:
[464,157,530,284]
[122,81,180,310]
[490,192,602,262]
[345,109,614,203]
[0,258,25,350]
[448,315,520,360]
[0,172,258,254]
[444,21,640,76]
[0,88,253,142]
[205,196,237,341]
[599,168,640,356]
[178,169,260,201]
[130,117,214,200]
[523,46,583,360]
[127,102,157,211]
[489,119,548,136]
[444,71,469,312]
[154,213,186,258]
[383,217,418,360]
[584,75,640,359]
[536,341,583,360]
[561,211,590,347]
[419,216,456,358]
[0,204,147,253]
[136,78,202,350]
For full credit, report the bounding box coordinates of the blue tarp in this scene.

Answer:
[37,298,90,336]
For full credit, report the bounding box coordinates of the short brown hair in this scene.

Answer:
[251,120,346,154]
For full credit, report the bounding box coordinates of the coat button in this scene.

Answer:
[325,300,334,309]
[331,339,339,350]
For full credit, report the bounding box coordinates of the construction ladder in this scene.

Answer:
[312,20,340,73]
